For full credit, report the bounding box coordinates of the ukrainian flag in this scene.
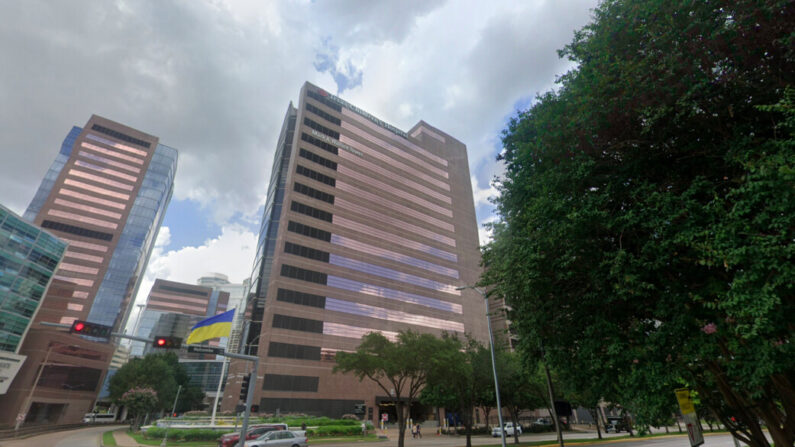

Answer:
[186,309,234,345]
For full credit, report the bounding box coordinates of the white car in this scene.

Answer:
[244,430,308,447]
[492,422,522,437]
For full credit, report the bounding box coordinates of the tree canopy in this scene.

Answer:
[334,331,449,447]
[109,352,204,417]
[481,1,794,446]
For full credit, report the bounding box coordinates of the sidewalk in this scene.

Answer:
[111,428,147,447]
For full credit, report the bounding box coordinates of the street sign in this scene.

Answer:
[187,345,225,355]
[0,353,26,394]
[675,388,704,447]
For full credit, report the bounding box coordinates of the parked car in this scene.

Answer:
[532,418,553,428]
[218,424,288,447]
[492,422,522,437]
[605,416,630,433]
[244,430,308,447]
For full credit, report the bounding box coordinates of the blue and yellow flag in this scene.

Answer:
[186,309,234,345]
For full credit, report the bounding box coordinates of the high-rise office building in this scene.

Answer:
[223,83,486,420]
[0,115,177,427]
[130,279,230,357]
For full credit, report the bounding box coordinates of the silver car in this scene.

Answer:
[244,430,308,447]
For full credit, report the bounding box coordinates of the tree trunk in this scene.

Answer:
[396,401,406,447]
[510,407,520,444]
[590,408,602,440]
[483,407,492,429]
[464,406,473,447]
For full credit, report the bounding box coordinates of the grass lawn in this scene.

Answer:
[102,430,118,446]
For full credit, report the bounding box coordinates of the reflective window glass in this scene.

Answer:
[327,275,462,313]
[63,179,130,200]
[53,198,122,220]
[80,142,144,165]
[74,160,138,182]
[47,209,118,229]
[332,216,457,262]
[77,150,141,173]
[329,254,459,294]
[57,188,127,210]
[336,182,453,232]
[68,169,134,191]
[335,198,455,246]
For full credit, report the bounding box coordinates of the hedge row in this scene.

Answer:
[144,427,232,441]
[307,424,366,437]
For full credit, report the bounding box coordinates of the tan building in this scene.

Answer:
[0,115,177,428]
[223,83,487,422]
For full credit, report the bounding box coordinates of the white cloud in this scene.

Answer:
[127,224,257,332]
[472,175,499,208]
[478,215,499,247]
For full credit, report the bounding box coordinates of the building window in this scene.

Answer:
[301,133,338,156]
[293,182,334,205]
[276,288,326,309]
[272,314,323,334]
[290,201,332,222]
[306,90,342,112]
[303,117,340,140]
[299,148,337,171]
[305,103,342,126]
[284,242,329,262]
[296,165,336,187]
[41,220,113,241]
[287,221,332,242]
[91,124,151,148]
[263,374,319,392]
[268,341,321,360]
[280,264,327,285]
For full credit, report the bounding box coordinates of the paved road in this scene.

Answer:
[323,432,750,447]
[0,424,120,447]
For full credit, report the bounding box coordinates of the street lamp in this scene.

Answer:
[457,285,507,447]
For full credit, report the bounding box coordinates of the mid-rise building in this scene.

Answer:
[0,205,67,395]
[223,83,486,421]
[0,115,177,427]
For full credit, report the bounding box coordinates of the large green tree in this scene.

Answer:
[334,331,448,447]
[421,334,494,447]
[109,352,204,420]
[482,1,794,446]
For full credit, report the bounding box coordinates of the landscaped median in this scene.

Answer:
[108,416,380,446]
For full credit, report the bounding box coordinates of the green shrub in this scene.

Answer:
[309,424,363,436]
[143,427,233,441]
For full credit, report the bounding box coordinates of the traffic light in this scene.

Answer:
[152,336,182,349]
[70,320,112,341]
[240,373,251,400]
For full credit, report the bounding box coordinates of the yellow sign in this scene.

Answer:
[675,388,696,415]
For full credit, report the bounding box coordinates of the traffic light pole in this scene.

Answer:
[39,321,261,447]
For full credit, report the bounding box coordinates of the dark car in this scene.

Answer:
[218,424,288,447]
[605,416,629,433]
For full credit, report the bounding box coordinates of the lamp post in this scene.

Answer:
[457,286,506,447]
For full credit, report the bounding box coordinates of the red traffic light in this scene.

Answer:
[69,320,112,341]
[152,336,182,349]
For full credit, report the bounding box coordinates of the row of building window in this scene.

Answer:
[272,313,323,334]
[303,117,340,140]
[284,241,329,263]
[287,220,332,243]
[305,102,341,126]
[306,90,342,112]
[296,164,336,187]
[301,132,338,156]
[290,200,333,223]
[41,219,113,241]
[156,284,211,297]
[262,373,319,392]
[276,288,326,309]
[91,124,151,148]
[281,264,327,285]
[293,182,335,205]
[299,148,337,171]
[268,341,321,360]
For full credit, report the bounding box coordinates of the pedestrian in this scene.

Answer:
[361,421,366,436]
[411,423,416,438]
[416,423,422,438]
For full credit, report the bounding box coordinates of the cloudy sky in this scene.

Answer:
[0,0,597,322]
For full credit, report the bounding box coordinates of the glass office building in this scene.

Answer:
[0,115,177,428]
[0,205,66,354]
[224,83,487,420]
